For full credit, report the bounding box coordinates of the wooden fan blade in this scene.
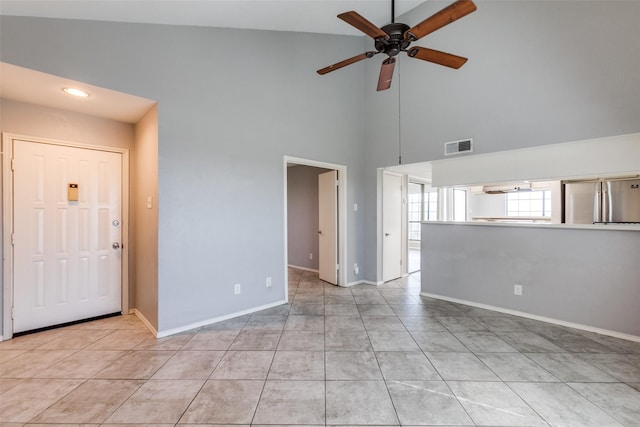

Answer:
[317,51,377,75]
[338,11,389,40]
[408,46,468,69]
[377,58,396,91]
[405,0,476,41]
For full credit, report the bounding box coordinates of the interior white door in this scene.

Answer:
[383,172,403,282]
[13,140,122,333]
[318,170,338,285]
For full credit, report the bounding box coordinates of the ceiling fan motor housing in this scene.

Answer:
[317,0,477,90]
[376,23,411,57]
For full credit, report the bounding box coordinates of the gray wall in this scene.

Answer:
[287,165,331,271]
[2,0,639,335]
[421,223,640,337]
[133,105,159,329]
[362,0,640,280]
[0,98,135,335]
[0,17,367,333]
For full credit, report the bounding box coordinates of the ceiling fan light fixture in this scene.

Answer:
[62,87,90,97]
[317,0,476,91]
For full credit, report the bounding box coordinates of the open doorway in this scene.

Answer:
[407,181,439,273]
[408,182,422,273]
[283,157,347,296]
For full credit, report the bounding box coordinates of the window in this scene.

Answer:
[424,189,438,221]
[408,183,423,241]
[453,189,467,221]
[506,190,552,217]
[409,184,439,239]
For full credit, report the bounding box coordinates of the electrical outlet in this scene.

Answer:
[309,253,313,260]
[514,284,523,296]
[234,283,241,295]
[354,263,359,275]
[266,277,272,288]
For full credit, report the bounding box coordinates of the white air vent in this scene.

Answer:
[444,138,473,156]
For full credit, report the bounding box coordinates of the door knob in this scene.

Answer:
[112,242,121,250]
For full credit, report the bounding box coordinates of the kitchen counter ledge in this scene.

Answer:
[423,220,640,232]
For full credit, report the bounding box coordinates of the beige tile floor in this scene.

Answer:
[1,268,640,426]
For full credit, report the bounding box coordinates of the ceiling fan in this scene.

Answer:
[317,0,477,91]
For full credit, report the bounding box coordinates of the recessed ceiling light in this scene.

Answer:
[62,87,90,97]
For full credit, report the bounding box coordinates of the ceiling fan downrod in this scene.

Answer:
[391,0,395,23]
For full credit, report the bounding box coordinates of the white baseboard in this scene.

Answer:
[421,291,640,343]
[288,264,319,273]
[156,299,288,339]
[344,280,363,287]
[133,309,159,337]
[345,279,384,287]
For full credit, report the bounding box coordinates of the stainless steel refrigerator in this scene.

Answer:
[564,178,640,224]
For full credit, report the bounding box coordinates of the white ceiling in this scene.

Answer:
[0,62,157,123]
[0,0,427,36]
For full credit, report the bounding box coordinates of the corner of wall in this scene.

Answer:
[132,104,159,331]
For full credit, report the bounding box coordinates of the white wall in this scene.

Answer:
[431,134,640,187]
[468,192,506,218]
[0,17,367,334]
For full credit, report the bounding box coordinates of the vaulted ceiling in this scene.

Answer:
[0,1,428,122]
[0,0,426,36]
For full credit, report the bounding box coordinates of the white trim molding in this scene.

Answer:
[156,299,288,339]
[133,309,159,337]
[283,156,349,292]
[421,291,640,343]
[287,264,319,273]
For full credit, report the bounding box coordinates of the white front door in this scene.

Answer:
[318,170,338,285]
[13,139,122,333]
[383,172,403,282]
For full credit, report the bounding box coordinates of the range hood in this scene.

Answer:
[482,182,532,194]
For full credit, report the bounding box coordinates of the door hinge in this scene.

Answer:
[11,307,15,319]
[11,158,15,171]
[11,233,15,245]
[336,263,340,271]
[336,180,339,187]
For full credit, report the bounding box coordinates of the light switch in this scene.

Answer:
[68,183,79,201]
[146,196,153,209]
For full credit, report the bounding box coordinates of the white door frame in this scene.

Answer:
[283,156,348,297]
[2,133,130,340]
[377,168,409,284]
[381,170,406,282]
